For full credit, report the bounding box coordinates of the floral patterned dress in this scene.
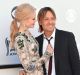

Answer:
[14,31,52,75]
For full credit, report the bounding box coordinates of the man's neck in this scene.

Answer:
[44,30,53,38]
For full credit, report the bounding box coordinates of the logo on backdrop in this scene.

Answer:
[5,37,17,56]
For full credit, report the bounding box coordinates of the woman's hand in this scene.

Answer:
[19,69,26,75]
[46,44,53,54]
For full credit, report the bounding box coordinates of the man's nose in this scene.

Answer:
[49,20,53,24]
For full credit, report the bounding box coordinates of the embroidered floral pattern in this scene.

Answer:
[15,31,52,75]
[17,39,24,49]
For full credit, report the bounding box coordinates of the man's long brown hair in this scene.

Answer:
[37,7,56,32]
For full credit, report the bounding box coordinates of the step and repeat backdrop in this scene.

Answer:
[0,0,80,74]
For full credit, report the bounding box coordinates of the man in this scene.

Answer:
[19,7,80,75]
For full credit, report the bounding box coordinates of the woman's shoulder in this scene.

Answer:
[15,32,28,40]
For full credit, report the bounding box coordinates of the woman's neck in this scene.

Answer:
[19,24,28,33]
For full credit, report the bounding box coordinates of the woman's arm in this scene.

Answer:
[15,35,36,73]
[36,44,53,67]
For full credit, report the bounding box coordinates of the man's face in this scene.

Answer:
[41,11,56,32]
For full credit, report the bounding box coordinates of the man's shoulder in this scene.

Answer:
[35,34,43,40]
[56,29,74,36]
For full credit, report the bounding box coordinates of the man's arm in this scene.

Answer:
[68,32,80,75]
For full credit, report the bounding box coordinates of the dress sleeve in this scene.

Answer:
[15,35,36,73]
[36,50,53,67]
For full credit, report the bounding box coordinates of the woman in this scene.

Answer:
[10,3,53,75]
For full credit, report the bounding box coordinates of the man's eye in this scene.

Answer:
[44,18,48,20]
[51,17,55,20]
[33,18,35,20]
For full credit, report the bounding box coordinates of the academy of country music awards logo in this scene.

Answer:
[5,37,17,56]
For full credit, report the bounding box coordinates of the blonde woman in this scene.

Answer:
[10,3,53,75]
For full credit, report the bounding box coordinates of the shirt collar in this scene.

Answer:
[43,28,56,39]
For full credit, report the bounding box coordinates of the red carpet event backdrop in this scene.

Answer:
[0,0,80,69]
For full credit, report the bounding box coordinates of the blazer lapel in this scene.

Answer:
[54,29,61,75]
[36,34,44,57]
[36,34,47,75]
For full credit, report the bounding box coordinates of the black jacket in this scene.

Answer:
[36,29,80,75]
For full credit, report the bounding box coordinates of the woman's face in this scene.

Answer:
[23,12,36,28]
